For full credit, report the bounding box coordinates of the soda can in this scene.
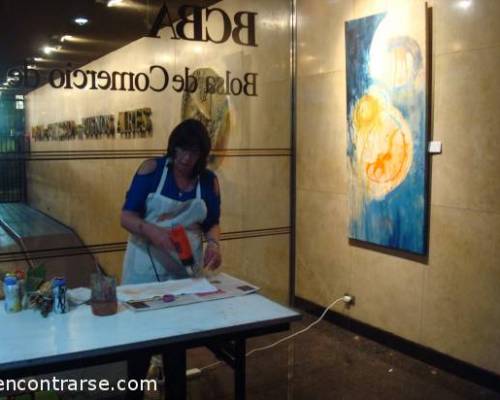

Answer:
[52,277,67,314]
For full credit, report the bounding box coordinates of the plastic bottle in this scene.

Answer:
[18,278,28,309]
[3,275,21,313]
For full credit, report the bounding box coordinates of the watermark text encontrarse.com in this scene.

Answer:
[0,377,157,392]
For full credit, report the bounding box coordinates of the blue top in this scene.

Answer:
[122,157,221,232]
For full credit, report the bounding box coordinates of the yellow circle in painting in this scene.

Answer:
[354,93,413,199]
[354,94,381,130]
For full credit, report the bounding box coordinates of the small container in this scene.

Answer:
[52,277,68,314]
[90,273,117,316]
[3,275,21,313]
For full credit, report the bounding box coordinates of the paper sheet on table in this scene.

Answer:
[67,287,91,304]
[117,278,217,302]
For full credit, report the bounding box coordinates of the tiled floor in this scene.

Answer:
[47,313,500,400]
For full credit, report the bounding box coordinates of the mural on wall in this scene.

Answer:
[181,68,231,169]
[345,4,428,254]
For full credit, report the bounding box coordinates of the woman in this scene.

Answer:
[121,119,221,284]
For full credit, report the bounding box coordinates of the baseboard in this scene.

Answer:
[293,296,500,393]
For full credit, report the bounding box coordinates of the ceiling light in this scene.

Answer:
[456,0,472,9]
[42,45,60,55]
[74,17,89,26]
[107,0,123,7]
[60,35,74,42]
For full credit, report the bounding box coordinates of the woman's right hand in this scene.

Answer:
[143,223,175,253]
[120,210,175,253]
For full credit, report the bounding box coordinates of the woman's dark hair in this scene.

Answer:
[166,119,211,177]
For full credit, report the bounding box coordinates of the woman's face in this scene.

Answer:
[173,146,201,176]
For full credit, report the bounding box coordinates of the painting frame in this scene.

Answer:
[345,3,430,255]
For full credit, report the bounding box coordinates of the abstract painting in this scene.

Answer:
[345,4,428,254]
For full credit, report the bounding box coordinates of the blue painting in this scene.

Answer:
[345,5,428,254]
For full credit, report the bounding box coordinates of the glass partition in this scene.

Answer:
[0,0,292,302]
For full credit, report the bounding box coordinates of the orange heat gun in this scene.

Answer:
[169,225,195,275]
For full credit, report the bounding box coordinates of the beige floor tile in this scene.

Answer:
[297,0,353,77]
[296,190,352,308]
[297,71,348,195]
[349,243,426,342]
[432,0,500,55]
[431,46,500,213]
[222,235,290,304]
[422,205,500,372]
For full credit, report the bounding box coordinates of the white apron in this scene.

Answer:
[122,160,207,284]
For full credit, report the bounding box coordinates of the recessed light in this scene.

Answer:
[456,0,472,9]
[60,35,74,42]
[43,46,57,55]
[74,17,89,26]
[107,0,123,7]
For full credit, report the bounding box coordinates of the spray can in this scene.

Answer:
[3,275,21,313]
[52,277,67,314]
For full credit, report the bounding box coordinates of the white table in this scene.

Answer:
[0,293,301,399]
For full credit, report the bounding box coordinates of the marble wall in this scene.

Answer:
[25,0,291,303]
[296,0,500,373]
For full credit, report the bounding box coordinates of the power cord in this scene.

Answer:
[198,295,353,373]
[147,244,161,282]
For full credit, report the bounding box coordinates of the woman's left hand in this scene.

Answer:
[203,242,221,270]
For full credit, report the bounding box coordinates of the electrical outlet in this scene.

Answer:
[343,293,355,306]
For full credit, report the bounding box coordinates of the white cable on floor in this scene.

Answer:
[199,360,222,372]
[246,296,344,356]
[199,296,345,372]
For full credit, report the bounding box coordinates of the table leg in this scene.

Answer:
[163,347,187,400]
[234,339,246,400]
[126,354,150,400]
